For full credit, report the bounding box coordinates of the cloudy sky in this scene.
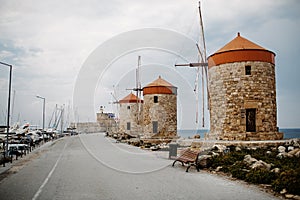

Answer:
[0,0,299,130]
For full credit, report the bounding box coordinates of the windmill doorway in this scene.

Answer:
[152,121,158,134]
[246,109,256,132]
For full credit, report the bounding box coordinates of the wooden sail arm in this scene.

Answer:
[125,88,143,91]
[175,62,208,67]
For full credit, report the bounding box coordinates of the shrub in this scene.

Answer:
[245,169,277,184]
[208,146,300,196]
[209,150,247,170]
[272,169,300,195]
[229,161,248,180]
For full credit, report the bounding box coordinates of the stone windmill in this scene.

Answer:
[207,33,283,141]
[142,76,177,139]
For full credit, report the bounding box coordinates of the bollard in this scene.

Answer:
[169,143,178,159]
[2,152,5,167]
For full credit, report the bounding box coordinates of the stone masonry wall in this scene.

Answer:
[96,113,117,133]
[143,94,177,138]
[119,102,143,136]
[208,61,283,140]
[70,122,106,133]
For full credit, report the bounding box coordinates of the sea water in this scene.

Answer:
[178,129,300,139]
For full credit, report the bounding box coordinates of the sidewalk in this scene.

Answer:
[0,159,12,175]
[0,139,58,177]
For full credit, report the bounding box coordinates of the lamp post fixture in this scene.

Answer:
[36,95,45,141]
[0,61,12,163]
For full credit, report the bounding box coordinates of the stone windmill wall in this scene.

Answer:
[142,76,177,139]
[207,33,283,141]
[118,93,143,137]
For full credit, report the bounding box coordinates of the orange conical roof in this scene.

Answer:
[215,32,266,53]
[144,75,174,87]
[143,76,177,95]
[119,93,143,103]
[208,33,275,68]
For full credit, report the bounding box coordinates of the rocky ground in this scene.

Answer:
[104,133,300,199]
[195,139,300,200]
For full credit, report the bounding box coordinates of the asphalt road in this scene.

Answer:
[0,133,281,200]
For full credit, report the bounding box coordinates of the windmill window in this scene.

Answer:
[245,65,251,75]
[154,96,158,103]
[127,122,131,130]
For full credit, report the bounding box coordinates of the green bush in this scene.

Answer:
[208,146,300,196]
[245,169,277,184]
[229,161,248,180]
[209,151,247,170]
[271,169,300,195]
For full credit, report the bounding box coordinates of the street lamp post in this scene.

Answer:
[36,95,45,141]
[0,61,12,165]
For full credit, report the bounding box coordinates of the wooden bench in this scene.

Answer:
[172,148,200,172]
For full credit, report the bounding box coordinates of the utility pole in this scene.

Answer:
[36,95,46,140]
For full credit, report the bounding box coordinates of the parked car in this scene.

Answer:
[8,144,28,156]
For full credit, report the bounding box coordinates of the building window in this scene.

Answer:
[127,106,130,110]
[245,65,251,75]
[152,121,158,133]
[127,122,131,130]
[154,96,158,103]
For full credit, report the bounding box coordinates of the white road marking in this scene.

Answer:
[32,141,68,200]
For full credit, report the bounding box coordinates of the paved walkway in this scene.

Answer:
[0,133,281,200]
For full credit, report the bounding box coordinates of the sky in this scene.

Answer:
[0,0,299,130]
